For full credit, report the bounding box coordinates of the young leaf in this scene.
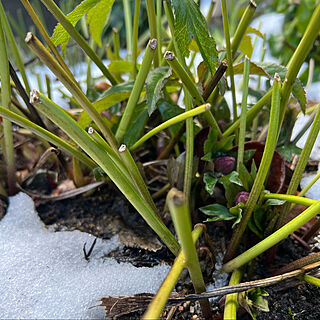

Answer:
[264,199,286,206]
[108,61,139,73]
[225,171,243,187]
[200,204,234,222]
[172,0,218,74]
[204,127,218,155]
[146,66,172,115]
[51,0,100,53]
[203,172,218,195]
[239,34,253,58]
[87,0,115,47]
[238,162,253,191]
[229,203,244,228]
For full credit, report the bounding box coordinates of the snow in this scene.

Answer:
[300,174,320,201]
[0,193,170,319]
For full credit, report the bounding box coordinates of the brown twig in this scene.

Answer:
[202,59,228,101]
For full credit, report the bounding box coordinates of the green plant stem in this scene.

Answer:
[72,156,85,188]
[167,189,212,319]
[112,28,121,60]
[299,274,320,287]
[183,91,194,200]
[278,3,320,129]
[39,0,117,85]
[45,74,51,100]
[143,225,204,320]
[222,199,320,273]
[264,193,315,207]
[291,110,316,145]
[130,103,210,151]
[122,0,132,61]
[31,91,180,256]
[237,56,250,171]
[276,105,320,230]
[0,1,30,93]
[221,0,237,124]
[224,268,243,320]
[206,0,216,23]
[164,51,222,134]
[230,1,256,56]
[299,171,320,198]
[224,74,281,263]
[25,33,119,151]
[0,107,95,168]
[115,39,157,143]
[118,144,160,217]
[156,0,162,63]
[146,0,159,67]
[0,18,16,195]
[132,0,141,79]
[164,51,203,104]
[20,0,78,86]
[152,183,170,199]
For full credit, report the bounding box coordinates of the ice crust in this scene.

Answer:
[0,193,170,319]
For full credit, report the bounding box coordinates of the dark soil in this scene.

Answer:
[22,184,320,319]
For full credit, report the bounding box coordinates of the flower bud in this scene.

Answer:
[235,191,250,205]
[214,156,235,174]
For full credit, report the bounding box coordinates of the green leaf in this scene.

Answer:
[229,203,244,228]
[225,171,243,186]
[238,162,253,191]
[51,0,100,53]
[78,81,137,128]
[246,26,264,39]
[203,172,218,195]
[172,0,218,74]
[146,66,172,115]
[231,61,270,78]
[239,34,253,58]
[264,199,286,206]
[123,102,148,148]
[87,0,115,47]
[200,204,235,222]
[277,144,302,161]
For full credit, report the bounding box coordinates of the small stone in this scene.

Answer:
[192,315,198,319]
[214,156,236,175]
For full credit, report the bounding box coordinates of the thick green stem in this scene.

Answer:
[130,103,210,151]
[39,0,117,85]
[224,268,243,320]
[0,17,16,195]
[156,0,162,63]
[132,0,141,79]
[264,193,315,207]
[25,32,119,151]
[277,105,320,229]
[20,0,78,86]
[222,199,320,273]
[146,0,159,67]
[224,74,281,262]
[31,91,180,256]
[143,225,204,320]
[122,0,132,61]
[167,189,212,319]
[300,274,320,287]
[237,56,250,171]
[231,1,257,56]
[221,0,237,124]
[183,91,194,200]
[0,1,30,93]
[116,39,157,143]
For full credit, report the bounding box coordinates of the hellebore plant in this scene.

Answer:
[1,0,320,319]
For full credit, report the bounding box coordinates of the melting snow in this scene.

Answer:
[0,193,170,319]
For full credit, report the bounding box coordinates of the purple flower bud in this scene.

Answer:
[214,156,235,175]
[218,119,227,131]
[235,191,250,205]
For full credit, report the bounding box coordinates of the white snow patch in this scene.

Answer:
[291,113,320,161]
[0,193,170,319]
[300,174,320,200]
